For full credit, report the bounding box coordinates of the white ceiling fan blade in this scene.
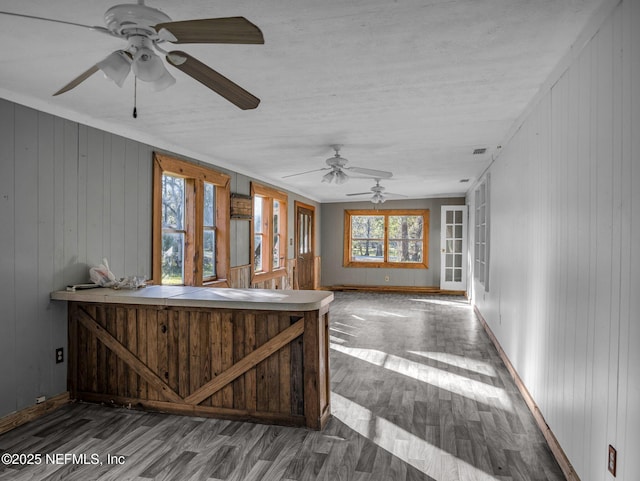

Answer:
[346,192,372,196]
[282,167,330,179]
[0,11,113,35]
[347,166,393,178]
[383,192,408,198]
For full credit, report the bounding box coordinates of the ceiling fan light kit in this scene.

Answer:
[96,50,132,87]
[0,1,264,109]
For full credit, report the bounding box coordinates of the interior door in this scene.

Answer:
[295,202,315,289]
[440,205,468,291]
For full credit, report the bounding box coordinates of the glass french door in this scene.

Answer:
[440,205,468,291]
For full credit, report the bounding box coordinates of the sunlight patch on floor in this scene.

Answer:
[410,298,471,308]
[330,335,347,344]
[408,351,497,377]
[377,310,409,318]
[332,392,499,481]
[331,344,512,411]
[330,327,356,337]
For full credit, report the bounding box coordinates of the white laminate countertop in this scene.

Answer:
[51,286,334,312]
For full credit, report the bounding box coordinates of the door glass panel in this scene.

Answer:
[441,206,466,289]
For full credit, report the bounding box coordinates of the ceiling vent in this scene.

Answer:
[473,148,487,155]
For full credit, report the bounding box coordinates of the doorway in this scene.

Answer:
[295,201,315,289]
[440,205,468,291]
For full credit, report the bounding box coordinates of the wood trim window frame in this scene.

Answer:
[343,209,430,269]
[251,182,288,283]
[152,152,231,286]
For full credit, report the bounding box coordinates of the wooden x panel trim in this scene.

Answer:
[185,319,305,405]
[77,307,184,404]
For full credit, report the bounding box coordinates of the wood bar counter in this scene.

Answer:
[51,286,333,430]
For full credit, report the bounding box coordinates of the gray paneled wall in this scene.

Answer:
[469,0,640,479]
[0,99,320,419]
[320,197,464,288]
[0,101,154,417]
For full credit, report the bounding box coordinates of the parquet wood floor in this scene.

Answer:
[0,292,565,480]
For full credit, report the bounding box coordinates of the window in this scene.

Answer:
[343,209,429,268]
[251,183,288,281]
[152,153,230,286]
[474,176,490,290]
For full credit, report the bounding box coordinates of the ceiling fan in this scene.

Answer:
[283,145,393,184]
[0,1,263,110]
[347,179,407,204]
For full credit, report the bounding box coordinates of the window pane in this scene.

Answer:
[254,234,263,272]
[162,233,184,284]
[273,233,281,269]
[351,240,384,262]
[204,183,215,227]
[203,230,216,278]
[351,216,384,239]
[273,200,280,234]
[162,174,184,229]
[254,197,263,234]
[388,216,423,240]
[388,240,422,262]
[273,200,281,269]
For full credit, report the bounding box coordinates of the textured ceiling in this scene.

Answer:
[0,0,603,202]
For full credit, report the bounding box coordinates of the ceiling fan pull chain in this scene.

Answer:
[133,76,138,119]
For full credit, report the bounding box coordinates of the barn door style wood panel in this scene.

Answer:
[67,302,331,430]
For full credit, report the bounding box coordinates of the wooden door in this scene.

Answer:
[440,205,468,291]
[295,202,315,289]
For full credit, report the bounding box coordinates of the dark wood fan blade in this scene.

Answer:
[166,51,260,109]
[156,17,264,44]
[53,65,100,96]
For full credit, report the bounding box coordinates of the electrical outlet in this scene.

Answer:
[608,445,617,477]
[35,396,46,404]
[384,276,390,282]
[55,348,64,364]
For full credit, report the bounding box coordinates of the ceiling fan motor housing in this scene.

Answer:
[104,3,171,38]
[326,156,348,168]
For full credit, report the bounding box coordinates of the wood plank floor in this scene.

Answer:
[0,292,565,481]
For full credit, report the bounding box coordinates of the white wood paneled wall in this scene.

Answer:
[469,0,639,479]
[0,100,154,416]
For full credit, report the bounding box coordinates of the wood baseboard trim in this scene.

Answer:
[324,285,466,296]
[473,306,580,481]
[0,392,70,435]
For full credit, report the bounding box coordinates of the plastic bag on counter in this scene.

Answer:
[89,258,146,289]
[114,275,146,290]
[89,258,118,287]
